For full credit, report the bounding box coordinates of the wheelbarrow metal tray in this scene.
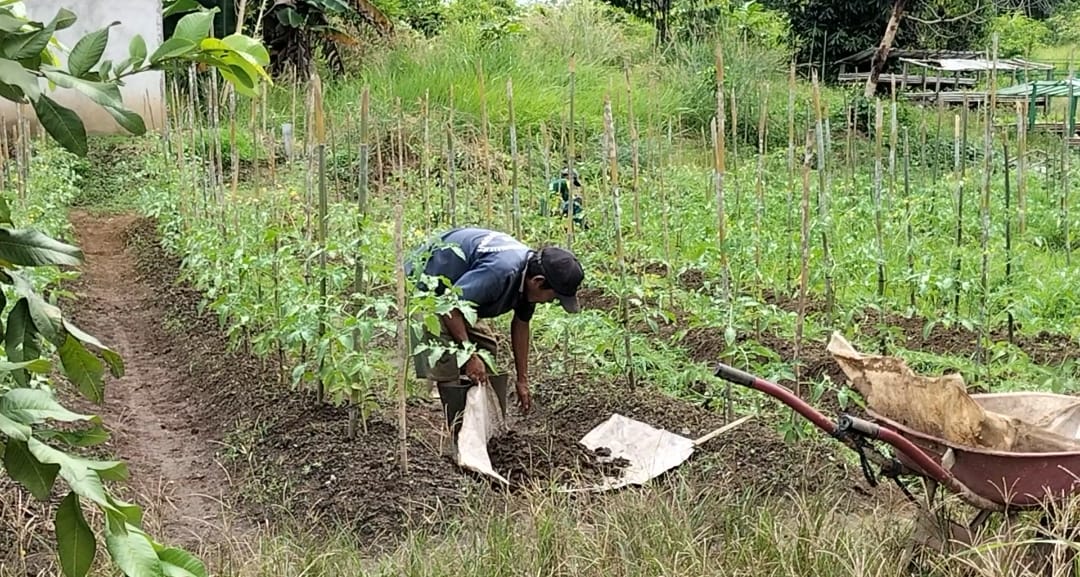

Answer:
[867,391,1080,508]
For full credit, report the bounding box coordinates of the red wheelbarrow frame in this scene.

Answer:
[715,363,1080,512]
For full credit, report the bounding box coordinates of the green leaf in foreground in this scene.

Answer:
[0,57,41,101]
[69,23,115,78]
[56,491,96,577]
[106,523,165,577]
[0,387,94,424]
[59,333,106,404]
[0,227,84,267]
[31,95,87,157]
[156,547,207,577]
[3,438,59,500]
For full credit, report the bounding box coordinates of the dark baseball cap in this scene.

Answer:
[539,246,584,313]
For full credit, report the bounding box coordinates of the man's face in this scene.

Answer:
[525,276,557,304]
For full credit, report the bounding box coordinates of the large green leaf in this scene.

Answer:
[41,71,145,136]
[0,412,30,440]
[6,298,40,386]
[56,491,96,577]
[28,437,125,511]
[37,424,110,447]
[0,13,26,33]
[0,387,94,424]
[172,11,215,45]
[59,334,105,404]
[2,26,55,61]
[0,57,40,101]
[13,273,63,343]
[48,8,77,32]
[64,319,124,378]
[3,438,59,500]
[157,547,207,577]
[221,34,270,66]
[0,358,52,373]
[32,95,87,156]
[128,35,147,69]
[106,523,165,577]
[68,23,116,78]
[149,37,197,64]
[163,0,205,18]
[0,227,83,267]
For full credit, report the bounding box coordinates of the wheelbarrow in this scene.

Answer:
[714,362,1080,570]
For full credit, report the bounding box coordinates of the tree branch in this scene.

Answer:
[907,0,983,25]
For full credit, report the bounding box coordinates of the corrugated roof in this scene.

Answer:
[836,48,978,64]
[997,78,1080,97]
[899,56,1054,71]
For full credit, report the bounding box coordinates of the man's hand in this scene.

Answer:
[465,353,488,385]
[516,378,532,413]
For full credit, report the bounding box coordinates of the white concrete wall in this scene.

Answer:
[0,0,165,134]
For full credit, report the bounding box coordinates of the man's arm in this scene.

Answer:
[442,307,488,384]
[511,312,532,412]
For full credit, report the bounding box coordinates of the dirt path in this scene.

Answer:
[66,211,242,547]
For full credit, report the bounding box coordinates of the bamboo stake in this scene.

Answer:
[754,84,768,338]
[313,72,327,404]
[904,127,915,310]
[874,99,886,354]
[714,42,729,305]
[447,85,457,227]
[795,128,814,400]
[604,97,634,387]
[565,55,577,248]
[625,67,641,238]
[230,88,239,197]
[811,70,833,323]
[477,59,493,224]
[1017,101,1027,236]
[1003,129,1015,345]
[977,35,998,381]
[394,180,409,473]
[786,61,796,293]
[349,86,371,439]
[508,78,521,238]
[422,89,431,223]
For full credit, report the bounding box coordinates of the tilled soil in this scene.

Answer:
[110,214,867,544]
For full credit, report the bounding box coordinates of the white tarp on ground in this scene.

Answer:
[456,382,751,491]
[577,413,697,490]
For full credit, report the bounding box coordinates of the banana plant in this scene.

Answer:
[0,4,270,577]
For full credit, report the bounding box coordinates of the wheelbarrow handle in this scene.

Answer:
[714,363,758,388]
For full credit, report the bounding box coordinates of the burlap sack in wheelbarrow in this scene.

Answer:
[826,332,1080,453]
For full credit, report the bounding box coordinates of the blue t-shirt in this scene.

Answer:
[406,228,537,322]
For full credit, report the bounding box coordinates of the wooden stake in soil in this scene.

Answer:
[754,84,769,338]
[795,128,815,399]
[446,85,457,227]
[565,55,577,248]
[350,86,372,439]
[477,59,493,225]
[508,78,522,238]
[1017,101,1028,236]
[1003,130,1015,345]
[903,127,915,310]
[625,67,641,239]
[977,34,999,378]
[394,184,409,473]
[312,72,328,405]
[604,97,635,388]
[810,70,834,323]
[713,42,730,305]
[873,99,887,354]
[785,61,796,292]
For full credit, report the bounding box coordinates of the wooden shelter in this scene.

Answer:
[836,48,1054,105]
[997,78,1080,137]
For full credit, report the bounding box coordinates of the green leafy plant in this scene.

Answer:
[0,3,269,156]
[0,4,269,577]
